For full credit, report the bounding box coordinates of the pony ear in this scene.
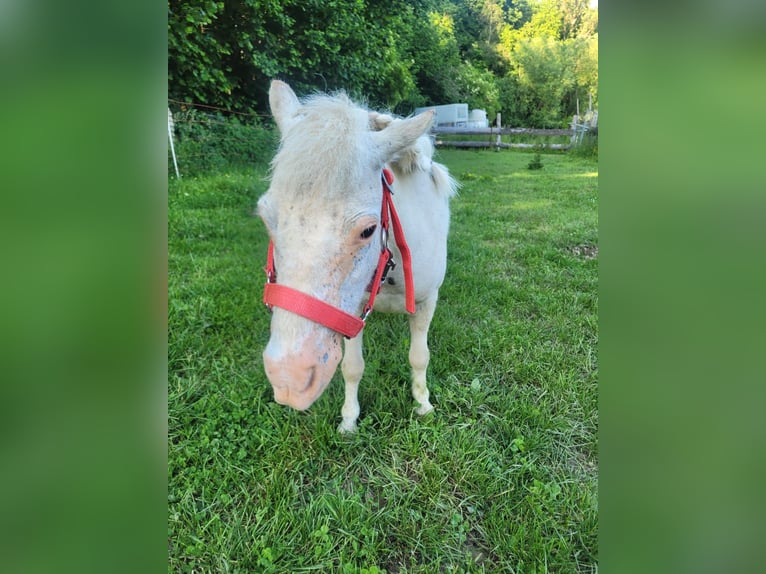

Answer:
[368,111,394,131]
[369,110,435,163]
[269,80,301,134]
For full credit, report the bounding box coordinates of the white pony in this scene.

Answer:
[258,81,457,432]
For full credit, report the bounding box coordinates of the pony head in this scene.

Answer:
[257,81,434,410]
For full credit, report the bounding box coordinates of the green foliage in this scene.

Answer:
[456,60,501,117]
[513,36,574,127]
[571,33,599,109]
[404,9,462,109]
[167,1,233,108]
[168,0,598,126]
[527,152,544,170]
[521,0,564,40]
[168,109,277,176]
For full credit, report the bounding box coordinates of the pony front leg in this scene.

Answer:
[338,331,364,433]
[408,296,437,415]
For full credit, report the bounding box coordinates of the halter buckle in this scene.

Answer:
[359,305,372,323]
[380,252,396,284]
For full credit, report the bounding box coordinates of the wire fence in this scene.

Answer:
[167,100,277,177]
[168,98,271,120]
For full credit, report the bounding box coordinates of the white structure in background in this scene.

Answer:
[414,103,489,128]
[415,103,469,127]
[467,109,488,128]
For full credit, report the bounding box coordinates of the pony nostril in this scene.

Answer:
[300,367,317,393]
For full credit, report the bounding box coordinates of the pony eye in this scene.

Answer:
[360,225,377,239]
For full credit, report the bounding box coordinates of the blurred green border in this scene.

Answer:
[601,5,766,573]
[0,1,167,573]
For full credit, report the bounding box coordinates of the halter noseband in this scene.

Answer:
[262,168,415,338]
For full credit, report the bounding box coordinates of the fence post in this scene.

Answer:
[571,115,578,147]
[168,108,180,179]
[495,113,501,150]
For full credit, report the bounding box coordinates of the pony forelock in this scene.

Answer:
[270,92,372,198]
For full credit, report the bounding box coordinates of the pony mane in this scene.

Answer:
[368,111,459,200]
[270,91,458,201]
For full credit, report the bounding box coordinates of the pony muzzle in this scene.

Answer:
[262,341,340,411]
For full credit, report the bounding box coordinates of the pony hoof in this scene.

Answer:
[416,403,434,416]
[337,421,358,434]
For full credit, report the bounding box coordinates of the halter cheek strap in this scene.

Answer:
[262,168,415,338]
[366,168,415,315]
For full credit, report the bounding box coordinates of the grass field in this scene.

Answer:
[168,147,598,573]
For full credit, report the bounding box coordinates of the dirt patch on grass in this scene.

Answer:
[570,243,598,259]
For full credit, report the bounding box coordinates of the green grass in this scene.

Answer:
[168,148,598,573]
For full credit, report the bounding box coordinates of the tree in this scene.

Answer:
[167,0,597,126]
[512,36,574,126]
[566,33,598,111]
[558,0,596,39]
[496,0,597,125]
[168,1,232,108]
[456,61,500,116]
[404,9,463,106]
[520,0,563,40]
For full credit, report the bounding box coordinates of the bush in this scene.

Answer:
[168,109,278,177]
[527,153,544,170]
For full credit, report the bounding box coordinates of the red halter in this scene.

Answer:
[263,168,415,338]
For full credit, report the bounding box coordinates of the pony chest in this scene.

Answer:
[370,288,408,314]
